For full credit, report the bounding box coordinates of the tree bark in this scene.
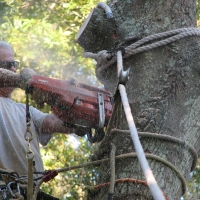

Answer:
[77,0,199,199]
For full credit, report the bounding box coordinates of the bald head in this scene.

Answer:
[0,41,14,61]
[0,41,13,51]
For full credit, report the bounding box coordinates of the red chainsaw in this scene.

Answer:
[27,75,113,143]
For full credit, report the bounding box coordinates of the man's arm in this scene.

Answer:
[0,68,20,87]
[0,68,36,89]
[42,114,89,137]
[42,114,74,134]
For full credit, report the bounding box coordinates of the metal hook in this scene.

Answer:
[98,92,105,128]
[7,182,20,197]
[0,187,7,199]
[118,68,130,85]
[24,122,34,142]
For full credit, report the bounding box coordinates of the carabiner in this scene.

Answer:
[0,187,7,199]
[7,182,20,197]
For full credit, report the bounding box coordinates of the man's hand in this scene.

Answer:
[19,68,46,108]
[0,68,36,90]
[74,126,90,137]
[19,68,37,90]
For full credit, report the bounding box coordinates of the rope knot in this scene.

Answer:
[96,50,110,68]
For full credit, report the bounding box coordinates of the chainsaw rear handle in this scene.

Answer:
[87,128,105,143]
[63,122,105,143]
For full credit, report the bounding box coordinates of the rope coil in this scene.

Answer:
[56,151,187,196]
[115,130,198,172]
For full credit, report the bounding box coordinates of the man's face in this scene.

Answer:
[0,48,17,97]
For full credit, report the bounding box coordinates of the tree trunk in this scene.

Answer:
[77,0,200,199]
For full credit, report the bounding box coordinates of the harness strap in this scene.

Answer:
[27,145,34,200]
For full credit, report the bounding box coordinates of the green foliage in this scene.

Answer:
[197,0,200,20]
[40,134,99,199]
[183,165,200,200]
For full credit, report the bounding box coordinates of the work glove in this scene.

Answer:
[19,68,37,90]
[74,126,91,137]
[63,122,90,137]
[19,68,47,108]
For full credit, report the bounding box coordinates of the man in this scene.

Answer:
[0,41,85,198]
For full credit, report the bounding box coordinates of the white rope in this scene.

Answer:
[117,51,123,77]
[117,51,165,200]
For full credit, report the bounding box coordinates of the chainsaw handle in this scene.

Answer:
[87,128,105,143]
[63,122,105,143]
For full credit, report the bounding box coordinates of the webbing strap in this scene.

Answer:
[27,156,33,200]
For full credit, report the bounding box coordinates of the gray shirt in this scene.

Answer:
[0,97,51,177]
